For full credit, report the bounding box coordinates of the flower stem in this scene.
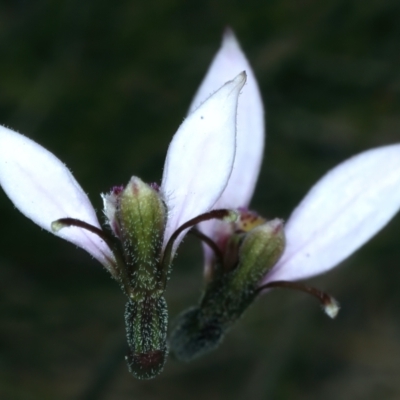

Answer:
[51,217,131,294]
[160,209,237,277]
[257,280,340,318]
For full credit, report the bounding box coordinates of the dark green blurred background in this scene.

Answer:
[1,1,400,399]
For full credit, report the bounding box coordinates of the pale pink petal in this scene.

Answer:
[0,125,115,269]
[263,144,400,284]
[161,72,247,250]
[190,29,264,210]
[191,30,265,271]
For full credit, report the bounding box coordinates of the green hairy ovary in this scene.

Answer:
[170,221,285,361]
[116,178,168,379]
[125,296,168,379]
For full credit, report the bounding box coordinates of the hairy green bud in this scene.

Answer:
[170,218,285,361]
[103,177,167,298]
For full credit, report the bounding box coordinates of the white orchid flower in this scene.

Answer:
[0,69,247,379]
[194,29,400,298]
[170,30,400,362]
[0,72,245,271]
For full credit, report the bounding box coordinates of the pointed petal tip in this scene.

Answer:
[233,70,247,86]
[222,27,239,46]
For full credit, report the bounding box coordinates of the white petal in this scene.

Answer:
[161,72,247,250]
[191,30,265,273]
[0,125,115,269]
[189,29,264,210]
[263,144,400,284]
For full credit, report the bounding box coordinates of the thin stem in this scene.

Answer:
[257,280,340,318]
[161,209,235,273]
[189,229,224,266]
[52,218,114,247]
[52,218,131,294]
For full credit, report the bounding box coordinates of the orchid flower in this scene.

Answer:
[0,70,247,378]
[170,30,400,362]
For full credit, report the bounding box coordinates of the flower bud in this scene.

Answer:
[102,176,167,298]
[170,218,286,361]
[233,218,285,293]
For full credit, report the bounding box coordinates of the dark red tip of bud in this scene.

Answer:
[126,349,167,380]
[112,185,124,195]
[150,182,160,191]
